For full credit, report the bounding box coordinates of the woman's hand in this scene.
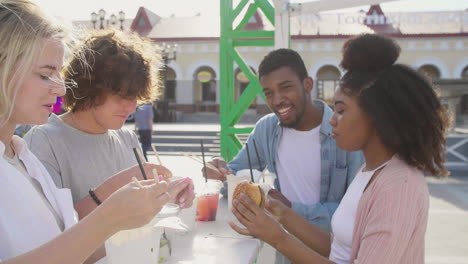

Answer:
[168,177,195,208]
[229,193,286,247]
[101,178,190,232]
[267,189,291,208]
[265,194,290,222]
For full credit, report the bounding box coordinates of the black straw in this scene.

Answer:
[133,147,147,180]
[200,139,208,183]
[245,143,255,183]
[252,139,264,183]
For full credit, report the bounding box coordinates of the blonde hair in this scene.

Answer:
[0,0,69,127]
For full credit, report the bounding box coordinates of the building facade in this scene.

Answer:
[74,4,468,124]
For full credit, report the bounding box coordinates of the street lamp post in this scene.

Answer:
[98,9,105,29]
[110,14,117,26]
[90,9,125,30]
[119,11,126,30]
[159,43,178,121]
[160,43,178,99]
[91,12,97,29]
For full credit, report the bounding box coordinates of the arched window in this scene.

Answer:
[235,67,257,107]
[461,66,468,115]
[462,66,468,80]
[316,65,341,104]
[418,64,441,82]
[194,66,216,103]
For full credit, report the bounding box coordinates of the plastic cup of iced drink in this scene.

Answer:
[196,179,222,221]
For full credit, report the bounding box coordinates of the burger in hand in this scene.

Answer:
[232,180,266,208]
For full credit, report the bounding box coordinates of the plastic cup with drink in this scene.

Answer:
[196,179,222,221]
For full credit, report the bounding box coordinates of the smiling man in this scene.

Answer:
[206,49,363,239]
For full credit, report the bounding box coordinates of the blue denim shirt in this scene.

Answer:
[228,100,364,232]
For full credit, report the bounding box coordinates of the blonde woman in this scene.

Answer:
[0,1,191,263]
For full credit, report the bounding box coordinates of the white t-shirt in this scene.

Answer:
[24,114,141,202]
[0,136,78,261]
[275,126,321,204]
[329,162,389,264]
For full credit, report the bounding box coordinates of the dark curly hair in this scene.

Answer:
[63,29,161,112]
[258,48,308,81]
[340,34,450,177]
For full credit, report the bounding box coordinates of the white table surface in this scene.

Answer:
[98,155,268,264]
[98,197,262,264]
[165,197,262,264]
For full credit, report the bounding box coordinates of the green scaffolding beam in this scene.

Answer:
[219,0,278,161]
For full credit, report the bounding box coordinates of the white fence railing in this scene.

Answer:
[446,135,468,169]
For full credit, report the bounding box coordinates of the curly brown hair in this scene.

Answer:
[63,29,161,112]
[340,34,451,177]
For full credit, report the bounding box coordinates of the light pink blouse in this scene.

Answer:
[350,155,429,264]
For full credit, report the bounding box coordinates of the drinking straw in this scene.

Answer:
[200,140,208,183]
[151,143,163,165]
[132,176,144,188]
[136,148,146,162]
[182,152,221,172]
[133,147,148,180]
[252,139,264,182]
[186,152,203,162]
[245,143,255,182]
[182,152,203,162]
[152,168,159,183]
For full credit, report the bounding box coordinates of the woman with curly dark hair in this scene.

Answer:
[229,34,450,264]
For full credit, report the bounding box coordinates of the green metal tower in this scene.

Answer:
[219,0,277,161]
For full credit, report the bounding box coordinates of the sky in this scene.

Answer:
[35,0,467,21]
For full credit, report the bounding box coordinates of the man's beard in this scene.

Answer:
[279,106,305,128]
[279,90,308,129]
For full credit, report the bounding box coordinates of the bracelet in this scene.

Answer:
[89,188,102,205]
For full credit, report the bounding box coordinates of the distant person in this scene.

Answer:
[134,103,154,161]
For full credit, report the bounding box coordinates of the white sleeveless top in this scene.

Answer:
[329,161,389,264]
